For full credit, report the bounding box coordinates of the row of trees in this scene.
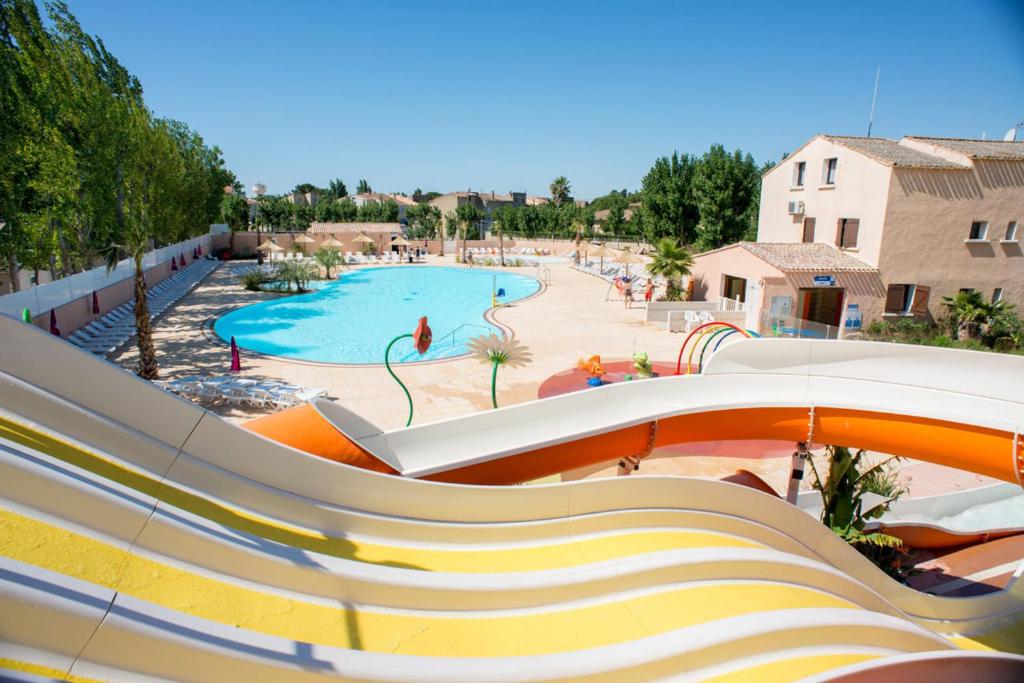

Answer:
[1,0,236,379]
[0,0,235,292]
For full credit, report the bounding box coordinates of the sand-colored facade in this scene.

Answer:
[703,134,1023,327]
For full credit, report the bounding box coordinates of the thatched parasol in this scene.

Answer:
[293,233,315,255]
[320,236,344,250]
[614,246,645,278]
[589,243,613,272]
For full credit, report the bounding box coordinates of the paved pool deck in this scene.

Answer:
[109,256,998,498]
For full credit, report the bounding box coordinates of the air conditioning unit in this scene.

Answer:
[787,200,805,215]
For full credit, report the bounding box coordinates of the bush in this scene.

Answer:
[238,267,274,292]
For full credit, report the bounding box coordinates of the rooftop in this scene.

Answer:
[904,136,1024,161]
[823,136,967,169]
[739,242,877,272]
[307,222,401,234]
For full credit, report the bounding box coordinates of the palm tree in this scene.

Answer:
[941,290,1011,340]
[493,210,507,266]
[313,247,343,279]
[549,176,571,206]
[455,203,484,263]
[646,237,694,301]
[104,232,159,380]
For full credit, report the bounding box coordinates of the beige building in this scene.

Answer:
[429,191,529,237]
[689,134,1023,336]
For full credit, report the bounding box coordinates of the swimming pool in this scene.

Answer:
[214,266,540,364]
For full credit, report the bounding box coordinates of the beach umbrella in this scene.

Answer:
[196,243,203,256]
[391,235,411,259]
[257,240,284,261]
[91,291,101,315]
[180,252,187,265]
[356,232,380,253]
[21,308,32,323]
[320,236,344,251]
[589,243,612,272]
[229,336,241,372]
[294,233,315,255]
[614,246,645,278]
[48,309,60,337]
[171,256,178,271]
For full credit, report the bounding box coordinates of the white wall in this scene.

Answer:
[0,234,211,318]
[757,136,893,267]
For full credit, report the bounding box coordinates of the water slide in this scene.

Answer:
[1,315,1023,682]
[248,337,1024,488]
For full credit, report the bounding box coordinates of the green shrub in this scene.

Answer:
[238,268,273,292]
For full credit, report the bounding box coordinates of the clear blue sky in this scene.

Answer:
[65,0,1024,199]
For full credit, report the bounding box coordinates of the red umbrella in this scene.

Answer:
[181,252,187,265]
[171,257,178,271]
[91,291,100,315]
[196,244,203,256]
[230,336,241,372]
[49,309,61,337]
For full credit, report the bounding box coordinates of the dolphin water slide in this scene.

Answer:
[1,315,1024,682]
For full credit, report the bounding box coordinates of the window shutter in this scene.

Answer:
[835,220,843,247]
[885,285,904,313]
[911,285,930,315]
[802,218,815,243]
[843,219,859,248]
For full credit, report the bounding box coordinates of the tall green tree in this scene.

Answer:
[691,144,761,250]
[640,152,700,245]
[356,179,371,194]
[549,176,571,206]
[406,203,441,240]
[325,178,347,201]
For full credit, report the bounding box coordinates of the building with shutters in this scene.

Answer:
[686,134,1024,337]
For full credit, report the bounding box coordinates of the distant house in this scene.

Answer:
[593,202,641,231]
[686,134,1024,336]
[285,191,320,207]
[351,193,417,222]
[429,191,528,238]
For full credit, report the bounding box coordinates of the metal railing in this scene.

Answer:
[761,311,839,340]
[535,264,551,285]
[433,323,494,350]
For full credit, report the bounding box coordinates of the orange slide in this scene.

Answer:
[245,403,1022,487]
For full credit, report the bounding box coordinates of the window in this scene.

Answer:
[968,221,988,240]
[959,287,976,295]
[823,158,838,185]
[835,218,859,248]
[802,217,816,243]
[793,162,806,187]
[885,284,929,315]
[992,288,1003,303]
[1005,221,1019,242]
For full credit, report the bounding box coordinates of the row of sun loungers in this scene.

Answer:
[571,261,651,283]
[343,251,426,265]
[156,375,327,410]
[467,247,553,256]
[67,258,219,356]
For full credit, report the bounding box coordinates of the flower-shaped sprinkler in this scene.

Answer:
[385,317,432,426]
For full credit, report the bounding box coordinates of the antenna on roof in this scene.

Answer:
[866,67,880,138]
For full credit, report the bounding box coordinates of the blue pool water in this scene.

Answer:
[214,266,540,364]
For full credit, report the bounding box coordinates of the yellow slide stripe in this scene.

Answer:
[0,416,760,573]
[0,659,102,683]
[0,507,857,657]
[0,417,761,573]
